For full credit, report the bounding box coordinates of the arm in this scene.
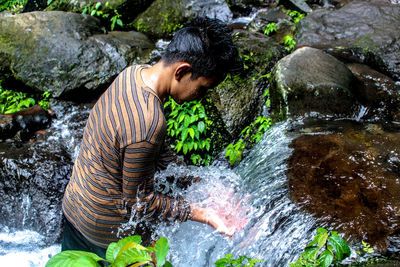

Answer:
[122,141,190,222]
[157,142,201,189]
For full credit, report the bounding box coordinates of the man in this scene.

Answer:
[61,17,242,257]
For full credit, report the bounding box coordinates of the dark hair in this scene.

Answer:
[161,17,242,80]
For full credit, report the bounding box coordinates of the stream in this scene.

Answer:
[0,101,399,266]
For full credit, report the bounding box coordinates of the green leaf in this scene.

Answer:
[317,228,328,234]
[155,237,169,267]
[163,261,173,267]
[112,248,151,267]
[302,246,319,261]
[113,235,142,259]
[197,121,205,133]
[106,242,117,262]
[95,2,101,9]
[328,234,350,261]
[46,251,104,267]
[117,19,123,27]
[318,250,333,267]
[318,233,329,248]
[181,128,188,142]
[188,128,195,139]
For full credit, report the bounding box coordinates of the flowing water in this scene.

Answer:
[1,101,398,266]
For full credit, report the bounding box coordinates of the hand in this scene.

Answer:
[189,206,237,236]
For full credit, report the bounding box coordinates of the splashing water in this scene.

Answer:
[146,123,320,266]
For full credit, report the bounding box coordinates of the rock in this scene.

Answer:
[0,101,90,244]
[270,47,359,121]
[47,0,153,23]
[211,30,286,136]
[0,105,53,142]
[287,122,400,249]
[347,63,400,122]
[132,0,233,39]
[247,6,292,34]
[296,1,400,81]
[0,11,154,98]
[280,0,312,13]
[22,0,48,12]
[227,0,267,17]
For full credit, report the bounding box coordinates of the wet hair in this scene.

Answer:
[161,17,242,80]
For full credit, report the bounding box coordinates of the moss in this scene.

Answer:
[131,0,185,39]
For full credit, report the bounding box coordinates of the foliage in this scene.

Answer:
[81,1,123,31]
[215,254,262,267]
[290,228,351,267]
[164,97,213,165]
[283,35,296,52]
[356,241,374,257]
[0,85,51,114]
[160,13,183,35]
[225,115,271,165]
[46,235,172,267]
[0,0,26,12]
[286,10,305,24]
[264,22,277,36]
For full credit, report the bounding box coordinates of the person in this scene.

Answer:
[61,17,242,258]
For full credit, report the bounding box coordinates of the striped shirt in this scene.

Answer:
[62,65,191,248]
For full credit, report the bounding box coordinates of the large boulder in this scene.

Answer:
[210,30,286,136]
[0,11,154,98]
[287,122,400,249]
[270,47,359,121]
[296,1,400,81]
[132,0,233,39]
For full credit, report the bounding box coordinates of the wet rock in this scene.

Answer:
[0,101,90,245]
[22,0,47,12]
[280,0,312,13]
[0,11,154,98]
[0,105,53,142]
[228,0,267,16]
[210,30,286,136]
[296,1,400,81]
[247,6,292,34]
[347,63,400,122]
[270,47,359,121]
[132,0,233,39]
[287,123,400,249]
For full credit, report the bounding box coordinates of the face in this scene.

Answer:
[170,73,218,104]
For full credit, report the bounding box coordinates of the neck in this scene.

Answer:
[140,61,172,103]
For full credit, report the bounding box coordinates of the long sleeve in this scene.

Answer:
[156,142,177,171]
[122,141,191,222]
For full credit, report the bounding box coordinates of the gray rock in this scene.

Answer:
[296,1,400,81]
[282,0,313,13]
[270,47,359,120]
[0,11,154,98]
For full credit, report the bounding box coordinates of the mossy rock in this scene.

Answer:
[131,0,232,40]
[210,30,286,136]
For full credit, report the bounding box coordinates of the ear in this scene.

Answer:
[174,63,192,81]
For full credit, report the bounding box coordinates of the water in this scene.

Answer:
[151,123,320,266]
[1,103,396,266]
